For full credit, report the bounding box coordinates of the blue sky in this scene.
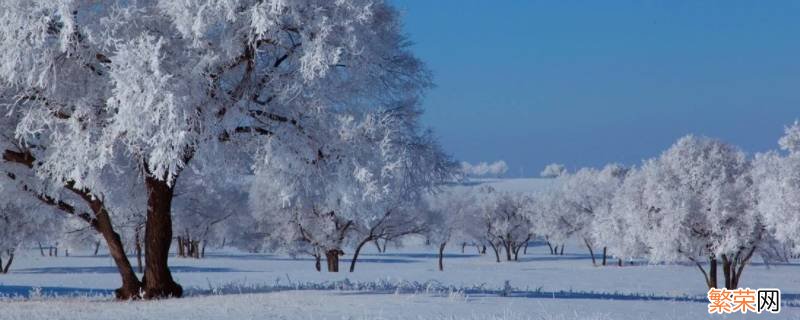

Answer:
[392,0,800,177]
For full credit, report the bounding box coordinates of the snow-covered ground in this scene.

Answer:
[0,240,797,319]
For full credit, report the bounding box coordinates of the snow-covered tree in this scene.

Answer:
[528,185,571,256]
[477,188,534,262]
[753,122,800,256]
[424,188,483,270]
[540,163,567,178]
[173,169,251,259]
[461,160,509,177]
[627,136,761,289]
[0,100,143,296]
[0,0,428,297]
[558,164,628,266]
[595,166,650,265]
[0,201,44,274]
[250,104,455,273]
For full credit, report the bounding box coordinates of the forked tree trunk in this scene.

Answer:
[517,234,531,259]
[326,249,342,272]
[89,199,142,299]
[142,176,182,299]
[373,239,382,253]
[350,237,372,272]
[438,242,447,271]
[720,253,752,290]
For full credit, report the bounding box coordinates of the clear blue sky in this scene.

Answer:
[392,0,800,177]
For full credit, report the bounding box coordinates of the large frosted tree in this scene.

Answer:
[626,136,761,289]
[0,0,429,298]
[753,122,800,255]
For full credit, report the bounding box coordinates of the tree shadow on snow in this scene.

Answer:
[334,288,714,304]
[13,266,249,274]
[516,253,596,263]
[361,253,479,259]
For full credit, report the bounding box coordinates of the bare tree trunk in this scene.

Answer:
[618,258,622,267]
[461,242,466,254]
[731,247,756,289]
[54,246,58,257]
[201,240,206,258]
[314,254,321,272]
[373,239,382,253]
[326,249,342,272]
[438,242,447,271]
[709,257,718,289]
[583,238,596,266]
[142,175,182,299]
[135,228,143,274]
[504,240,512,261]
[602,247,607,266]
[721,254,732,289]
[94,241,101,256]
[481,245,487,254]
[2,251,13,273]
[559,244,565,255]
[523,241,529,255]
[350,237,372,272]
[517,235,531,259]
[88,199,142,299]
[546,241,554,255]
[38,242,45,256]
[192,241,200,259]
[48,246,53,257]
[488,241,501,263]
[177,237,185,257]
